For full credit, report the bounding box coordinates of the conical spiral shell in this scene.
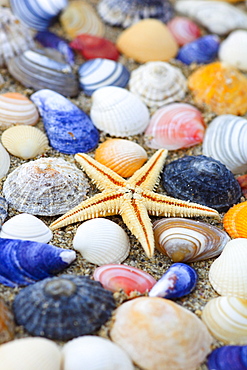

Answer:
[223,201,247,238]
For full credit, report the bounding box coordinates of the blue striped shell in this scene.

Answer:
[207,346,247,370]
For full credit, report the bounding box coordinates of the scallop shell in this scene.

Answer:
[0,143,10,179]
[219,30,247,72]
[13,275,115,340]
[207,345,247,370]
[153,218,230,263]
[95,139,147,177]
[188,62,247,115]
[0,299,15,344]
[62,336,134,370]
[0,213,53,243]
[167,16,201,46]
[223,202,247,239]
[202,297,247,344]
[73,219,130,265]
[1,125,49,159]
[111,297,212,370]
[129,62,187,109]
[2,157,89,216]
[90,86,150,136]
[144,103,205,150]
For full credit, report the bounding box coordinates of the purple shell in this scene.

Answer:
[208,346,247,370]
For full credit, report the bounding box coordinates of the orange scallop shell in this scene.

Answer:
[223,201,247,238]
[0,299,15,344]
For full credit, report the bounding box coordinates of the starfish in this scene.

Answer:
[50,149,220,257]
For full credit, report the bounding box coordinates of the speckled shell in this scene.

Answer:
[153,218,230,263]
[202,297,247,344]
[223,202,247,239]
[188,62,247,115]
[13,275,116,340]
[144,103,205,150]
[111,297,212,370]
[95,139,147,177]
[219,30,247,72]
[0,143,10,179]
[0,299,15,344]
[62,336,134,370]
[3,157,89,216]
[207,345,247,370]
[0,197,8,226]
[90,86,150,136]
[167,16,201,46]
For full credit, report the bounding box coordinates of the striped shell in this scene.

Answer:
[219,30,247,71]
[0,299,15,344]
[223,202,247,239]
[0,143,10,179]
[167,16,201,46]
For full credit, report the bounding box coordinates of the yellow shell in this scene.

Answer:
[223,201,247,238]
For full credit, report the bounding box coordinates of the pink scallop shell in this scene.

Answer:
[144,103,205,150]
[167,16,201,46]
[93,264,156,295]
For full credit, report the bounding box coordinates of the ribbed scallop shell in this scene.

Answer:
[223,202,247,239]
[167,16,201,46]
[95,139,147,177]
[129,62,187,109]
[209,238,247,298]
[0,299,15,344]
[153,218,230,263]
[90,86,150,136]
[144,103,205,150]
[0,143,10,179]
[202,297,247,344]
[219,30,247,72]
[1,125,49,159]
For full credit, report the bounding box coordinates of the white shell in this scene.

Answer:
[90,86,150,136]
[73,218,130,265]
[62,335,134,370]
[0,213,53,243]
[202,296,247,344]
[129,62,187,109]
[219,30,247,71]
[0,142,10,179]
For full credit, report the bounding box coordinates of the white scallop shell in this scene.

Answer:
[73,218,130,265]
[0,213,53,243]
[202,296,247,344]
[219,30,247,71]
[62,336,134,370]
[90,86,150,136]
[0,142,10,179]
[129,62,187,109]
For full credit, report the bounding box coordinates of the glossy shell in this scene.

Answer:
[219,30,247,72]
[167,16,201,46]
[207,345,247,370]
[153,218,230,263]
[3,157,89,216]
[13,275,116,340]
[0,143,10,179]
[223,201,247,239]
[0,299,15,344]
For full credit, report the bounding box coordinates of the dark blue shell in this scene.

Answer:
[31,89,99,154]
[208,346,247,370]
[162,155,242,212]
[13,275,116,340]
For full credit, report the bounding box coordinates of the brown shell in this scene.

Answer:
[223,201,247,238]
[0,299,15,344]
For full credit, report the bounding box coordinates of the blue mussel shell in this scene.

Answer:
[208,346,247,370]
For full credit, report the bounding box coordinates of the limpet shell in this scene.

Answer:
[219,30,247,72]
[223,201,247,239]
[0,299,15,344]
[167,16,201,46]
[207,345,247,370]
[0,143,10,179]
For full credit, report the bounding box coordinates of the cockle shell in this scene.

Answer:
[129,62,187,109]
[188,62,247,115]
[62,336,134,370]
[90,86,150,136]
[111,297,212,370]
[73,219,130,265]
[223,201,247,239]
[0,143,10,179]
[13,275,115,340]
[219,30,247,72]
[3,157,89,216]
[144,103,205,150]
[167,16,201,46]
[202,297,247,344]
[0,299,15,344]
[207,345,247,370]
[153,218,230,263]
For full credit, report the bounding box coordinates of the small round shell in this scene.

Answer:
[0,143,10,179]
[167,16,201,46]
[219,30,247,71]
[0,299,15,344]
[223,201,247,238]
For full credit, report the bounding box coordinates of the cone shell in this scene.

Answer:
[0,299,15,344]
[223,202,247,239]
[167,16,201,46]
[219,30,247,72]
[0,143,10,179]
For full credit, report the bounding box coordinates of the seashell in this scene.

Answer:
[203,114,247,174]
[207,345,247,370]
[129,62,187,109]
[0,213,53,243]
[162,155,242,212]
[111,297,213,370]
[175,1,247,36]
[116,19,178,63]
[73,219,130,265]
[3,157,89,216]
[93,264,156,294]
[90,86,150,137]
[60,1,105,40]
[13,274,116,340]
[0,143,10,179]
[0,74,4,87]
[0,197,8,227]
[70,34,119,61]
[31,89,99,154]
[1,125,49,159]
[79,58,130,96]
[202,296,247,344]
[219,30,247,72]
[0,337,61,370]
[0,299,15,344]
[144,103,205,150]
[0,238,76,287]
[223,202,247,239]
[7,49,79,98]
[167,16,201,46]
[209,238,247,298]
[62,336,134,370]
[153,218,230,263]
[237,175,247,198]
[149,263,198,299]
[98,0,174,28]
[95,138,147,177]
[188,62,247,115]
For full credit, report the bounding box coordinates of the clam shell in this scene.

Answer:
[111,297,212,370]
[207,345,247,370]
[90,86,150,136]
[3,157,89,216]
[167,16,201,46]
[0,299,15,344]
[0,143,10,179]
[223,201,247,239]
[13,275,115,340]
[153,218,230,263]
[1,125,49,159]
[219,30,247,72]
